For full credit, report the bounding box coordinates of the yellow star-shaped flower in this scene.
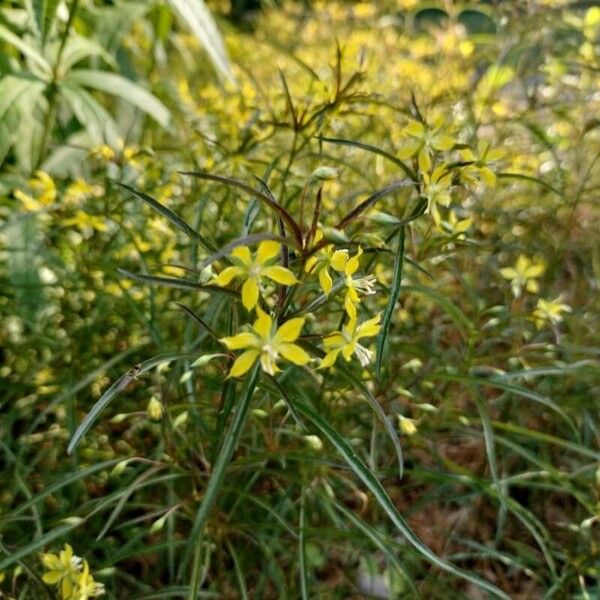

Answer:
[220,307,310,377]
[213,241,298,310]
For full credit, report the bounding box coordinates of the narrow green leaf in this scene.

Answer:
[376,227,405,378]
[179,171,303,250]
[299,489,309,600]
[67,354,184,455]
[183,364,261,591]
[117,183,217,253]
[0,24,51,74]
[0,518,83,570]
[167,0,235,84]
[66,69,170,127]
[288,398,510,600]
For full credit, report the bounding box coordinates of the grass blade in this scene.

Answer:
[67,354,183,455]
[288,398,510,600]
[117,183,218,253]
[376,227,405,379]
[183,364,261,592]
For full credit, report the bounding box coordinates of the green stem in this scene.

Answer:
[36,0,80,170]
[184,363,261,598]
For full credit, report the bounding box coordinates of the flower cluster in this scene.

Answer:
[41,544,104,600]
[213,237,381,378]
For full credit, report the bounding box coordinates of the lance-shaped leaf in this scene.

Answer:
[67,354,184,455]
[66,69,170,127]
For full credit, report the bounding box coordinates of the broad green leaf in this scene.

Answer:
[0,23,51,74]
[59,82,120,144]
[67,354,184,455]
[31,0,61,44]
[0,75,46,122]
[167,0,235,84]
[66,69,170,127]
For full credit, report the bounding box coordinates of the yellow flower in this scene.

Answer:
[459,141,503,187]
[441,210,472,237]
[500,255,546,297]
[422,165,453,226]
[41,544,82,599]
[343,247,377,319]
[213,241,298,310]
[320,313,381,368]
[29,171,57,205]
[74,560,105,599]
[63,210,108,233]
[89,144,116,162]
[305,230,348,295]
[64,179,103,204]
[397,115,455,173]
[532,296,571,329]
[14,171,56,211]
[220,307,310,377]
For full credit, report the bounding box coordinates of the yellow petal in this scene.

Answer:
[241,278,260,310]
[319,267,333,295]
[220,332,257,350]
[319,349,340,369]
[305,255,318,273]
[42,572,62,584]
[499,267,516,280]
[345,248,362,276]
[275,317,305,343]
[524,263,545,278]
[253,306,272,339]
[342,341,356,361]
[344,296,358,319]
[397,140,422,159]
[330,250,348,272]
[418,147,431,173]
[256,240,280,265]
[323,333,344,348]
[42,554,61,570]
[213,266,243,287]
[228,350,259,378]
[262,265,298,285]
[231,246,252,266]
[278,343,310,365]
[357,314,382,339]
[479,167,497,187]
[432,134,455,151]
[404,120,425,137]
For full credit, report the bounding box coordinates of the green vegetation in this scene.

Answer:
[1,1,599,598]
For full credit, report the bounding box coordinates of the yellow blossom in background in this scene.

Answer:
[422,165,453,226]
[89,144,116,162]
[500,255,546,297]
[343,248,377,319]
[63,210,108,233]
[320,313,381,368]
[14,171,56,211]
[532,297,572,329]
[305,229,348,294]
[213,241,298,310]
[64,180,103,204]
[220,307,310,377]
[441,210,472,237]
[397,116,455,173]
[398,415,418,436]
[459,141,503,187]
